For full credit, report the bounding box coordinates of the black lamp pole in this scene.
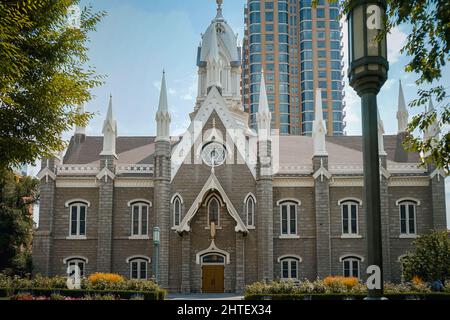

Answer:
[347,0,389,299]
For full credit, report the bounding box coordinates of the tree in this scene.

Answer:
[0,0,105,170]
[401,231,450,283]
[323,0,450,172]
[0,169,38,275]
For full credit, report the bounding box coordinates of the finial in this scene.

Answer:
[215,0,223,19]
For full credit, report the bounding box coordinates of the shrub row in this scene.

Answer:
[0,287,166,300]
[0,274,162,292]
[245,293,450,300]
[245,278,450,296]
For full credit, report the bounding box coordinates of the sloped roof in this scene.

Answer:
[62,134,420,167]
[63,136,156,165]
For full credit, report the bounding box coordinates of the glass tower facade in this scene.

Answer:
[242,0,345,135]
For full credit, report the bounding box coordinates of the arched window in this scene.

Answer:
[201,254,225,265]
[341,256,362,278]
[127,256,150,280]
[67,201,88,237]
[208,196,220,226]
[277,199,300,236]
[130,202,149,237]
[64,257,88,278]
[245,195,256,227]
[397,200,417,235]
[172,195,182,227]
[278,256,301,280]
[340,201,359,236]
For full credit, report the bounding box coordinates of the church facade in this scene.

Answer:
[32,3,447,293]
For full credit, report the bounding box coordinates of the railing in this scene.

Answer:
[277,165,313,175]
[57,165,99,175]
[330,165,363,174]
[387,163,427,174]
[116,164,154,175]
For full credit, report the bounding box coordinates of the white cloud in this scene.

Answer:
[387,27,408,64]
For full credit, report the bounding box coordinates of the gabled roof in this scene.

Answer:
[176,170,248,233]
[171,86,256,181]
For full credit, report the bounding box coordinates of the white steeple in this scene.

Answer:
[424,98,440,141]
[378,107,387,156]
[256,69,271,140]
[155,71,171,142]
[196,0,241,104]
[397,80,409,133]
[312,88,328,156]
[75,104,86,136]
[100,94,117,157]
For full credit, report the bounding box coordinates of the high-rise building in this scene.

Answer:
[242,0,345,135]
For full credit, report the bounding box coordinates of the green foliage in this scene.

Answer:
[0,0,105,170]
[0,170,38,275]
[401,231,450,282]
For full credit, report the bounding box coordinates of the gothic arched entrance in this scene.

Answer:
[201,253,225,293]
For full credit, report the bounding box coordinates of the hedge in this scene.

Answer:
[245,293,450,301]
[0,287,166,300]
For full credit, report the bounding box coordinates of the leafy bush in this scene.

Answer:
[401,231,450,283]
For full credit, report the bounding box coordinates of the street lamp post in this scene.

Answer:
[152,227,160,283]
[347,0,389,299]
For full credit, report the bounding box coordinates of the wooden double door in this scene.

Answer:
[202,265,225,293]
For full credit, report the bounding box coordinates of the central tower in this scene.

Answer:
[196,0,243,111]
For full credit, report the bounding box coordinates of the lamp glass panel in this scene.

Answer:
[353,6,364,60]
[367,27,379,56]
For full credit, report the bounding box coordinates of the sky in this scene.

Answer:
[30,0,450,226]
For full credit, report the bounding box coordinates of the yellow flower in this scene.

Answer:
[88,273,124,284]
[411,275,423,285]
[323,276,358,288]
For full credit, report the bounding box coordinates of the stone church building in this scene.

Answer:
[33,3,447,293]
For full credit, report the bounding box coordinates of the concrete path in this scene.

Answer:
[167,293,244,300]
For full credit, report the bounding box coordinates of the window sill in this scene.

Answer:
[66,236,87,240]
[279,235,300,239]
[399,234,417,239]
[128,235,149,240]
[340,234,362,239]
[247,226,256,230]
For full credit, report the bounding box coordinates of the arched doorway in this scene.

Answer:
[201,253,225,293]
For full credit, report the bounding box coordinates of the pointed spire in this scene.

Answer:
[397,80,409,133]
[312,88,327,156]
[156,71,171,142]
[424,98,440,141]
[100,94,117,157]
[378,107,387,156]
[75,103,86,136]
[256,69,271,139]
